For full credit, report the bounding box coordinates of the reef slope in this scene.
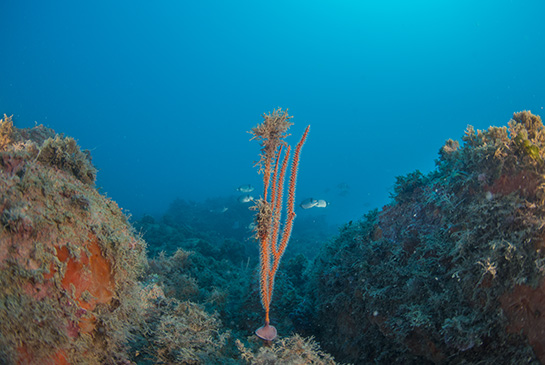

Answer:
[310,111,545,363]
[0,115,147,364]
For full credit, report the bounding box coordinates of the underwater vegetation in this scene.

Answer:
[309,111,545,363]
[135,207,324,351]
[135,196,257,259]
[236,334,337,364]
[131,248,333,364]
[132,279,232,364]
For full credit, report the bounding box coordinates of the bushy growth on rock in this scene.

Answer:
[134,282,231,364]
[309,111,545,363]
[0,115,147,364]
[236,334,337,364]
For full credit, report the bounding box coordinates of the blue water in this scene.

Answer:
[1,0,544,225]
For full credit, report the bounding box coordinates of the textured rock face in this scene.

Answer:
[0,115,147,364]
[310,111,545,363]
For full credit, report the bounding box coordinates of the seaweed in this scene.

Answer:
[236,334,337,364]
[0,114,14,150]
[37,135,96,185]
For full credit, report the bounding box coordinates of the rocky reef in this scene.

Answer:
[6,110,545,364]
[0,115,148,363]
[309,111,545,363]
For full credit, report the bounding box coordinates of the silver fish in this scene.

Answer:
[238,195,255,203]
[236,184,254,193]
[314,199,329,208]
[299,198,318,209]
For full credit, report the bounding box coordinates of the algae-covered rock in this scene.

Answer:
[310,111,545,363]
[236,334,337,364]
[135,282,231,364]
[0,115,147,364]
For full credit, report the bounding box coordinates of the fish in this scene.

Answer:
[238,195,254,203]
[236,184,254,193]
[314,199,329,208]
[300,198,329,209]
[299,198,318,209]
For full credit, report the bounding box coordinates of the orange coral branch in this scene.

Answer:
[269,125,309,286]
[267,145,290,309]
[250,109,309,341]
[278,126,309,257]
[258,210,271,322]
[271,145,290,257]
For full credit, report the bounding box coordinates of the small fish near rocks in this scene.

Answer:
[238,194,254,203]
[236,184,254,193]
[299,198,329,209]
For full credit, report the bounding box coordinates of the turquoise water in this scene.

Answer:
[1,0,544,225]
